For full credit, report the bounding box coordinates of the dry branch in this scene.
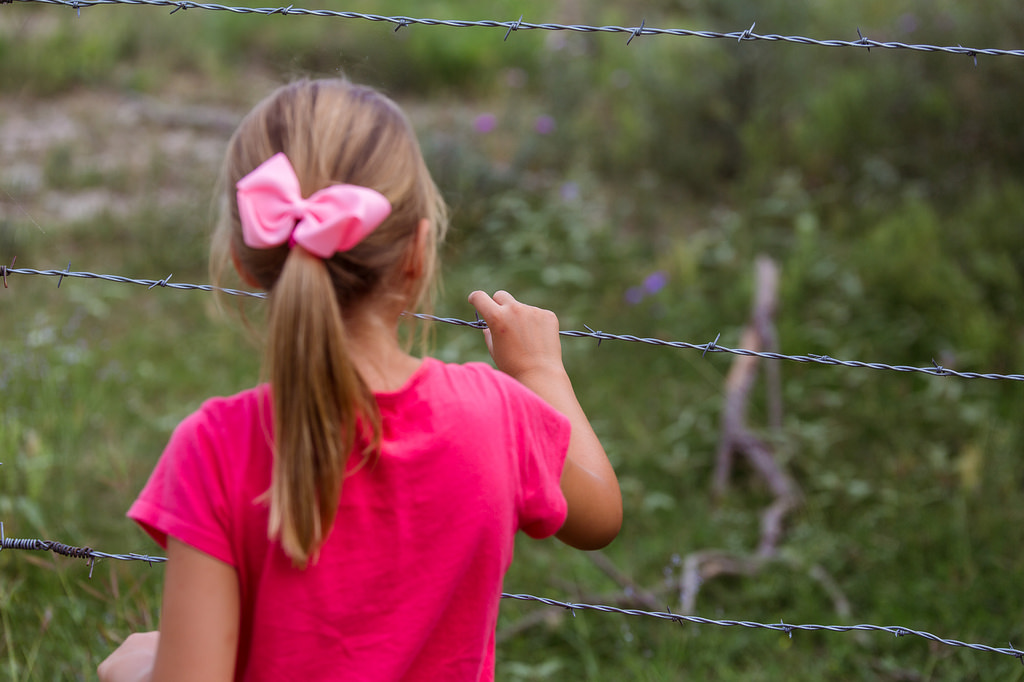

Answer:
[513,256,848,630]
[586,551,663,610]
[679,255,804,611]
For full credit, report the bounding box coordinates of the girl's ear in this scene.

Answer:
[402,218,432,282]
[231,244,262,288]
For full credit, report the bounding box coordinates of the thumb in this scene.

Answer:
[482,328,494,357]
[468,290,498,323]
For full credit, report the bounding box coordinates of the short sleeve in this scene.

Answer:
[127,404,236,566]
[502,377,571,539]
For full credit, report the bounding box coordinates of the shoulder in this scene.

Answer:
[129,386,270,560]
[424,359,528,396]
[422,359,568,428]
[176,385,270,437]
[158,384,272,501]
[198,384,270,418]
[164,385,271,473]
[417,359,550,413]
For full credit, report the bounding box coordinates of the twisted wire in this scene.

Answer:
[0,525,166,578]
[5,264,1024,382]
[7,0,1024,59]
[1,265,265,298]
[408,314,1024,381]
[503,594,1024,662]
[0,536,165,564]
[1,531,1022,662]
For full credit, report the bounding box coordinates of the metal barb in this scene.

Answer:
[148,273,173,289]
[702,332,721,358]
[169,1,187,13]
[857,27,870,52]
[57,261,71,288]
[739,21,755,43]
[627,18,645,46]
[503,14,522,42]
[583,324,603,348]
[960,44,979,66]
[394,18,408,32]
[1,256,15,288]
[781,619,793,639]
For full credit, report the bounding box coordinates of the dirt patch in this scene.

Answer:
[0,87,252,228]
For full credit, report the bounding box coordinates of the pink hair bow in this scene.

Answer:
[236,152,392,259]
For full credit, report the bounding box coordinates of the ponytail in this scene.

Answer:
[214,78,446,567]
[265,247,381,567]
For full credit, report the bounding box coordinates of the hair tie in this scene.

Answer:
[236,152,392,259]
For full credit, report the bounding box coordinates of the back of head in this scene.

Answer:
[215,78,446,307]
[212,79,446,566]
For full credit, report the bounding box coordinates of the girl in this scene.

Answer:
[98,78,621,682]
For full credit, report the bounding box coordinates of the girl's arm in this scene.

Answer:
[98,538,240,682]
[468,290,622,550]
[152,537,240,682]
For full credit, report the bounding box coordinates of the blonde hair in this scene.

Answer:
[211,79,447,566]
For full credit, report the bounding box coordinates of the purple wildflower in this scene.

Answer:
[560,182,580,202]
[625,287,645,305]
[643,271,668,295]
[534,115,556,135]
[473,113,497,134]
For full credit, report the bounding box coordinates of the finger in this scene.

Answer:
[467,290,498,319]
[482,328,494,356]
[492,290,517,305]
[468,290,494,310]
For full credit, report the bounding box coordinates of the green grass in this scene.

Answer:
[3,0,1024,679]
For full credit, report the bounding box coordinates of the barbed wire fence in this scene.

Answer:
[3,260,1024,665]
[6,0,1024,60]
[3,0,1024,671]
[5,262,1024,382]
[2,528,1023,663]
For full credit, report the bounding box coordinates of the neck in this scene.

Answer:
[343,295,422,394]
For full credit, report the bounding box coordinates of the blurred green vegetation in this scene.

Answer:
[2,0,1024,679]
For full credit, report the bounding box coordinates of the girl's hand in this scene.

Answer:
[467,290,564,380]
[468,290,622,551]
[98,631,159,682]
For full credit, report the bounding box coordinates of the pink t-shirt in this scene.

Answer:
[128,358,570,682]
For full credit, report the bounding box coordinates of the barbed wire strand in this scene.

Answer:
[8,0,1024,60]
[1,528,1022,663]
[5,264,1024,382]
[502,594,1024,663]
[1,0,1019,668]
[0,523,166,578]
